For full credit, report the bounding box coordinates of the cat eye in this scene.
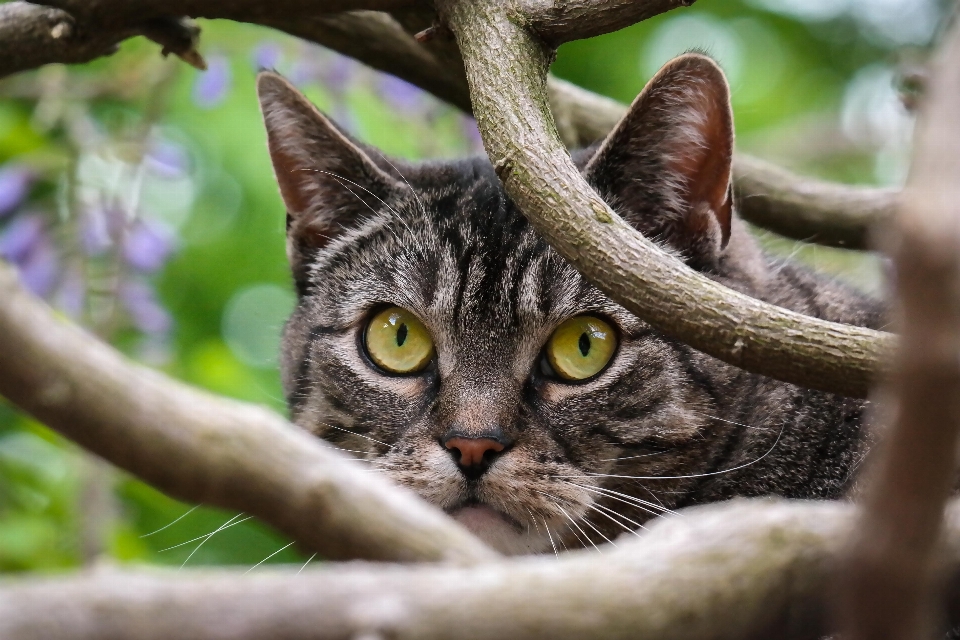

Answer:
[364,306,435,374]
[544,315,617,381]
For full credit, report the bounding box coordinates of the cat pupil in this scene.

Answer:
[396,323,408,347]
[578,333,591,357]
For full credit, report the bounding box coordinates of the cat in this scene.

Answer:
[256,53,886,555]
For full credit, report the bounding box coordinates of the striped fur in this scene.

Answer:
[258,55,885,554]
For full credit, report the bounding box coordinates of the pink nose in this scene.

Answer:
[444,437,505,468]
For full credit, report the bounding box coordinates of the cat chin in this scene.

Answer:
[450,505,549,556]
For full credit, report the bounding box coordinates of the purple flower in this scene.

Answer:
[460,116,484,153]
[192,55,232,109]
[55,267,85,319]
[332,103,360,136]
[145,141,190,180]
[80,207,113,256]
[377,75,424,113]
[122,219,176,273]
[17,238,59,298]
[319,54,356,95]
[252,42,283,71]
[0,214,45,262]
[0,166,32,218]
[119,279,172,335]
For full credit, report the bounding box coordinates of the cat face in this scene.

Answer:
[258,54,743,554]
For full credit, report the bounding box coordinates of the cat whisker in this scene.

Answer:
[541,517,560,559]
[556,509,591,550]
[562,480,680,518]
[158,514,252,553]
[557,420,786,482]
[300,168,405,222]
[598,450,668,463]
[525,507,543,535]
[244,541,296,575]
[637,483,670,510]
[140,504,200,538]
[317,421,391,448]
[297,553,317,575]
[581,501,643,539]
[587,501,648,535]
[334,447,380,456]
[176,514,250,571]
[323,175,425,260]
[690,410,774,432]
[373,150,429,218]
[306,166,429,260]
[575,511,618,547]
[534,489,600,554]
[561,481,664,519]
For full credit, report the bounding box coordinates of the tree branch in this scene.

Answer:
[263,10,472,113]
[841,9,960,639]
[733,156,894,250]
[0,3,134,78]
[3,1,899,250]
[435,0,892,397]
[518,0,694,45]
[296,10,897,250]
[9,499,960,640]
[0,500,873,640]
[0,261,495,564]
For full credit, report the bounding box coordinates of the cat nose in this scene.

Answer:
[443,435,507,478]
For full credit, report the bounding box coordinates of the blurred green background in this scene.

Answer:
[0,0,942,573]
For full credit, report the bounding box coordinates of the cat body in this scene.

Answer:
[257,54,885,554]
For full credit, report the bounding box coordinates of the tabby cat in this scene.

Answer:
[256,53,885,555]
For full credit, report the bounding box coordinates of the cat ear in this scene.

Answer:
[583,53,734,270]
[256,72,402,288]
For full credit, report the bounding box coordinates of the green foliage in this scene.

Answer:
[0,1,935,573]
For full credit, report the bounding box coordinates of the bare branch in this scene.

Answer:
[0,3,133,78]
[435,0,892,397]
[733,156,895,250]
[0,500,873,640]
[2,2,898,250]
[263,10,472,112]
[37,0,417,24]
[518,0,695,45]
[841,11,960,640]
[0,262,495,564]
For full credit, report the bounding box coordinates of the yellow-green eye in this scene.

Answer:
[365,306,434,374]
[545,316,617,381]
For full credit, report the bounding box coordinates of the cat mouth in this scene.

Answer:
[446,501,548,555]
[446,501,521,534]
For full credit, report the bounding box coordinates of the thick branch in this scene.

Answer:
[733,156,895,249]
[0,500,867,640]
[841,11,960,640]
[0,3,134,78]
[36,0,416,24]
[518,0,695,46]
[437,0,892,397]
[0,262,494,564]
[3,2,895,249]
[264,10,472,113]
[11,499,960,640]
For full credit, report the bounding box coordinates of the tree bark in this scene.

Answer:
[841,8,960,639]
[435,0,892,397]
[1,1,894,251]
[0,500,873,640]
[0,262,495,564]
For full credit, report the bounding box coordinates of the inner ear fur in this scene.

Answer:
[256,72,403,287]
[584,53,735,269]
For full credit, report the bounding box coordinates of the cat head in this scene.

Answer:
[257,54,757,554]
